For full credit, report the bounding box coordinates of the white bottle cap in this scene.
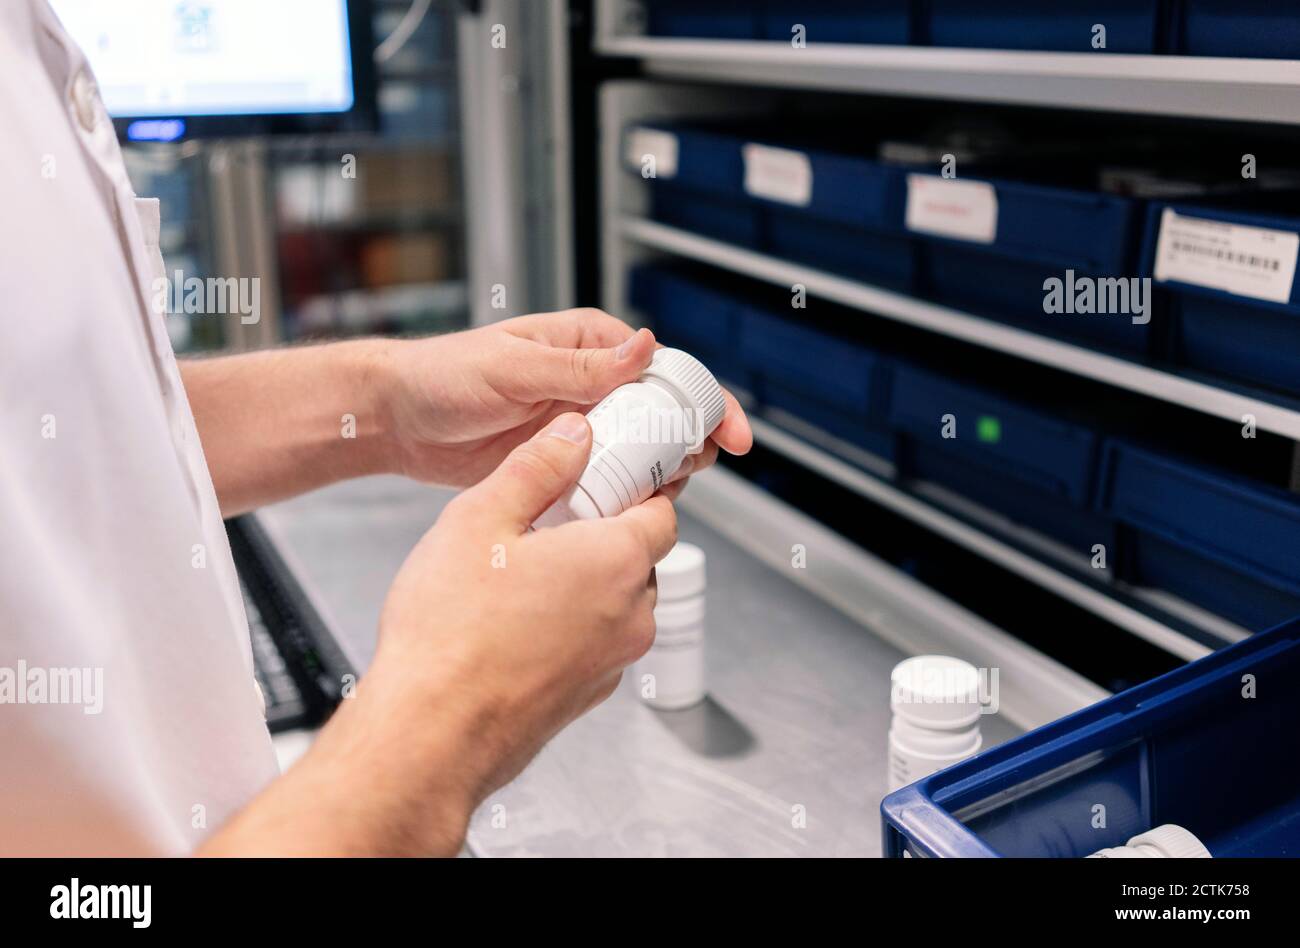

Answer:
[890,655,983,730]
[655,541,706,601]
[1126,824,1213,859]
[640,348,727,453]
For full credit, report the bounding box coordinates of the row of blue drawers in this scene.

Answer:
[628,123,1300,397]
[648,1,1300,58]
[630,264,1300,631]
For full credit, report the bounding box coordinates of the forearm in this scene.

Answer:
[197,665,486,857]
[180,340,398,516]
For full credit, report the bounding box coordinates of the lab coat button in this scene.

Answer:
[71,69,98,132]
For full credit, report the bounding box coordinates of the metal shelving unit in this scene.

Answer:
[597,72,1284,667]
[596,38,1300,125]
[593,0,1300,125]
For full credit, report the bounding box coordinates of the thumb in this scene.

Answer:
[467,413,593,530]
[522,327,656,405]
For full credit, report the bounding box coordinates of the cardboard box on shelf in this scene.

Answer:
[358,147,456,214]
[360,232,452,289]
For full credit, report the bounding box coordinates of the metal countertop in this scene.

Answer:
[260,472,1020,857]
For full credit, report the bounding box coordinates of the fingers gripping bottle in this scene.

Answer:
[533,348,726,527]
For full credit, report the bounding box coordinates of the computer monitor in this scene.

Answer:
[49,0,376,140]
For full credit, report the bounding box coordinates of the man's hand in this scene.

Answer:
[199,413,676,856]
[182,309,751,517]
[379,308,753,491]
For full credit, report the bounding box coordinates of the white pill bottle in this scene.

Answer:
[1088,824,1212,858]
[887,655,984,792]
[637,541,707,710]
[533,348,726,527]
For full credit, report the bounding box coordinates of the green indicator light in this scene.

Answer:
[977,415,1001,444]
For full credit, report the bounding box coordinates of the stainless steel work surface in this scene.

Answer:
[260,474,1021,857]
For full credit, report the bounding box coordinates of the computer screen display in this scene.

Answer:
[49,0,371,131]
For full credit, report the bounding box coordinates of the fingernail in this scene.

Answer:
[615,329,644,360]
[546,413,589,444]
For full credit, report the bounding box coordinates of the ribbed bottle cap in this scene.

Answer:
[640,348,726,453]
[1127,824,1213,859]
[890,655,982,729]
[655,542,706,601]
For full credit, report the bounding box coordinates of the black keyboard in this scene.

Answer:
[226,516,356,733]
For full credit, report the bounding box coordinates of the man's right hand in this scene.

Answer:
[200,412,677,856]
[372,410,678,803]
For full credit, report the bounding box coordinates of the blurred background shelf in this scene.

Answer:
[594,37,1300,125]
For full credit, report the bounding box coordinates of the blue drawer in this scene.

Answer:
[763,382,897,460]
[759,1,914,45]
[916,175,1147,353]
[650,183,762,248]
[741,139,915,289]
[742,142,906,231]
[627,124,760,247]
[625,125,747,197]
[912,175,1140,274]
[889,365,1101,506]
[1142,202,1300,396]
[766,209,918,291]
[883,617,1300,856]
[1099,442,1300,629]
[902,439,1116,552]
[1122,529,1300,631]
[1175,0,1300,58]
[645,1,761,39]
[628,265,747,386]
[923,246,1154,355]
[1170,294,1300,397]
[926,0,1163,53]
[740,308,889,419]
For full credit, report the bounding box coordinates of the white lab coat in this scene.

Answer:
[0,1,278,855]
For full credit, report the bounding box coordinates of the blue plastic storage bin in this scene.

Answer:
[625,125,761,247]
[926,0,1163,53]
[627,265,748,388]
[1099,442,1300,631]
[766,210,918,290]
[746,141,917,289]
[740,308,895,457]
[1142,202,1300,397]
[760,1,914,45]
[918,175,1150,354]
[883,615,1300,857]
[1175,0,1300,59]
[889,365,1110,550]
[650,184,763,248]
[645,1,761,39]
[747,142,906,231]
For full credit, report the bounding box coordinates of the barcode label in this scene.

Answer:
[1153,208,1298,304]
[905,175,998,244]
[626,127,679,179]
[742,143,813,207]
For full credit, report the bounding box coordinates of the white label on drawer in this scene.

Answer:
[626,127,678,179]
[905,174,998,244]
[742,143,812,207]
[1153,208,1298,304]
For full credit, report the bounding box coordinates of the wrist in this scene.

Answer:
[306,655,495,854]
[340,338,406,478]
